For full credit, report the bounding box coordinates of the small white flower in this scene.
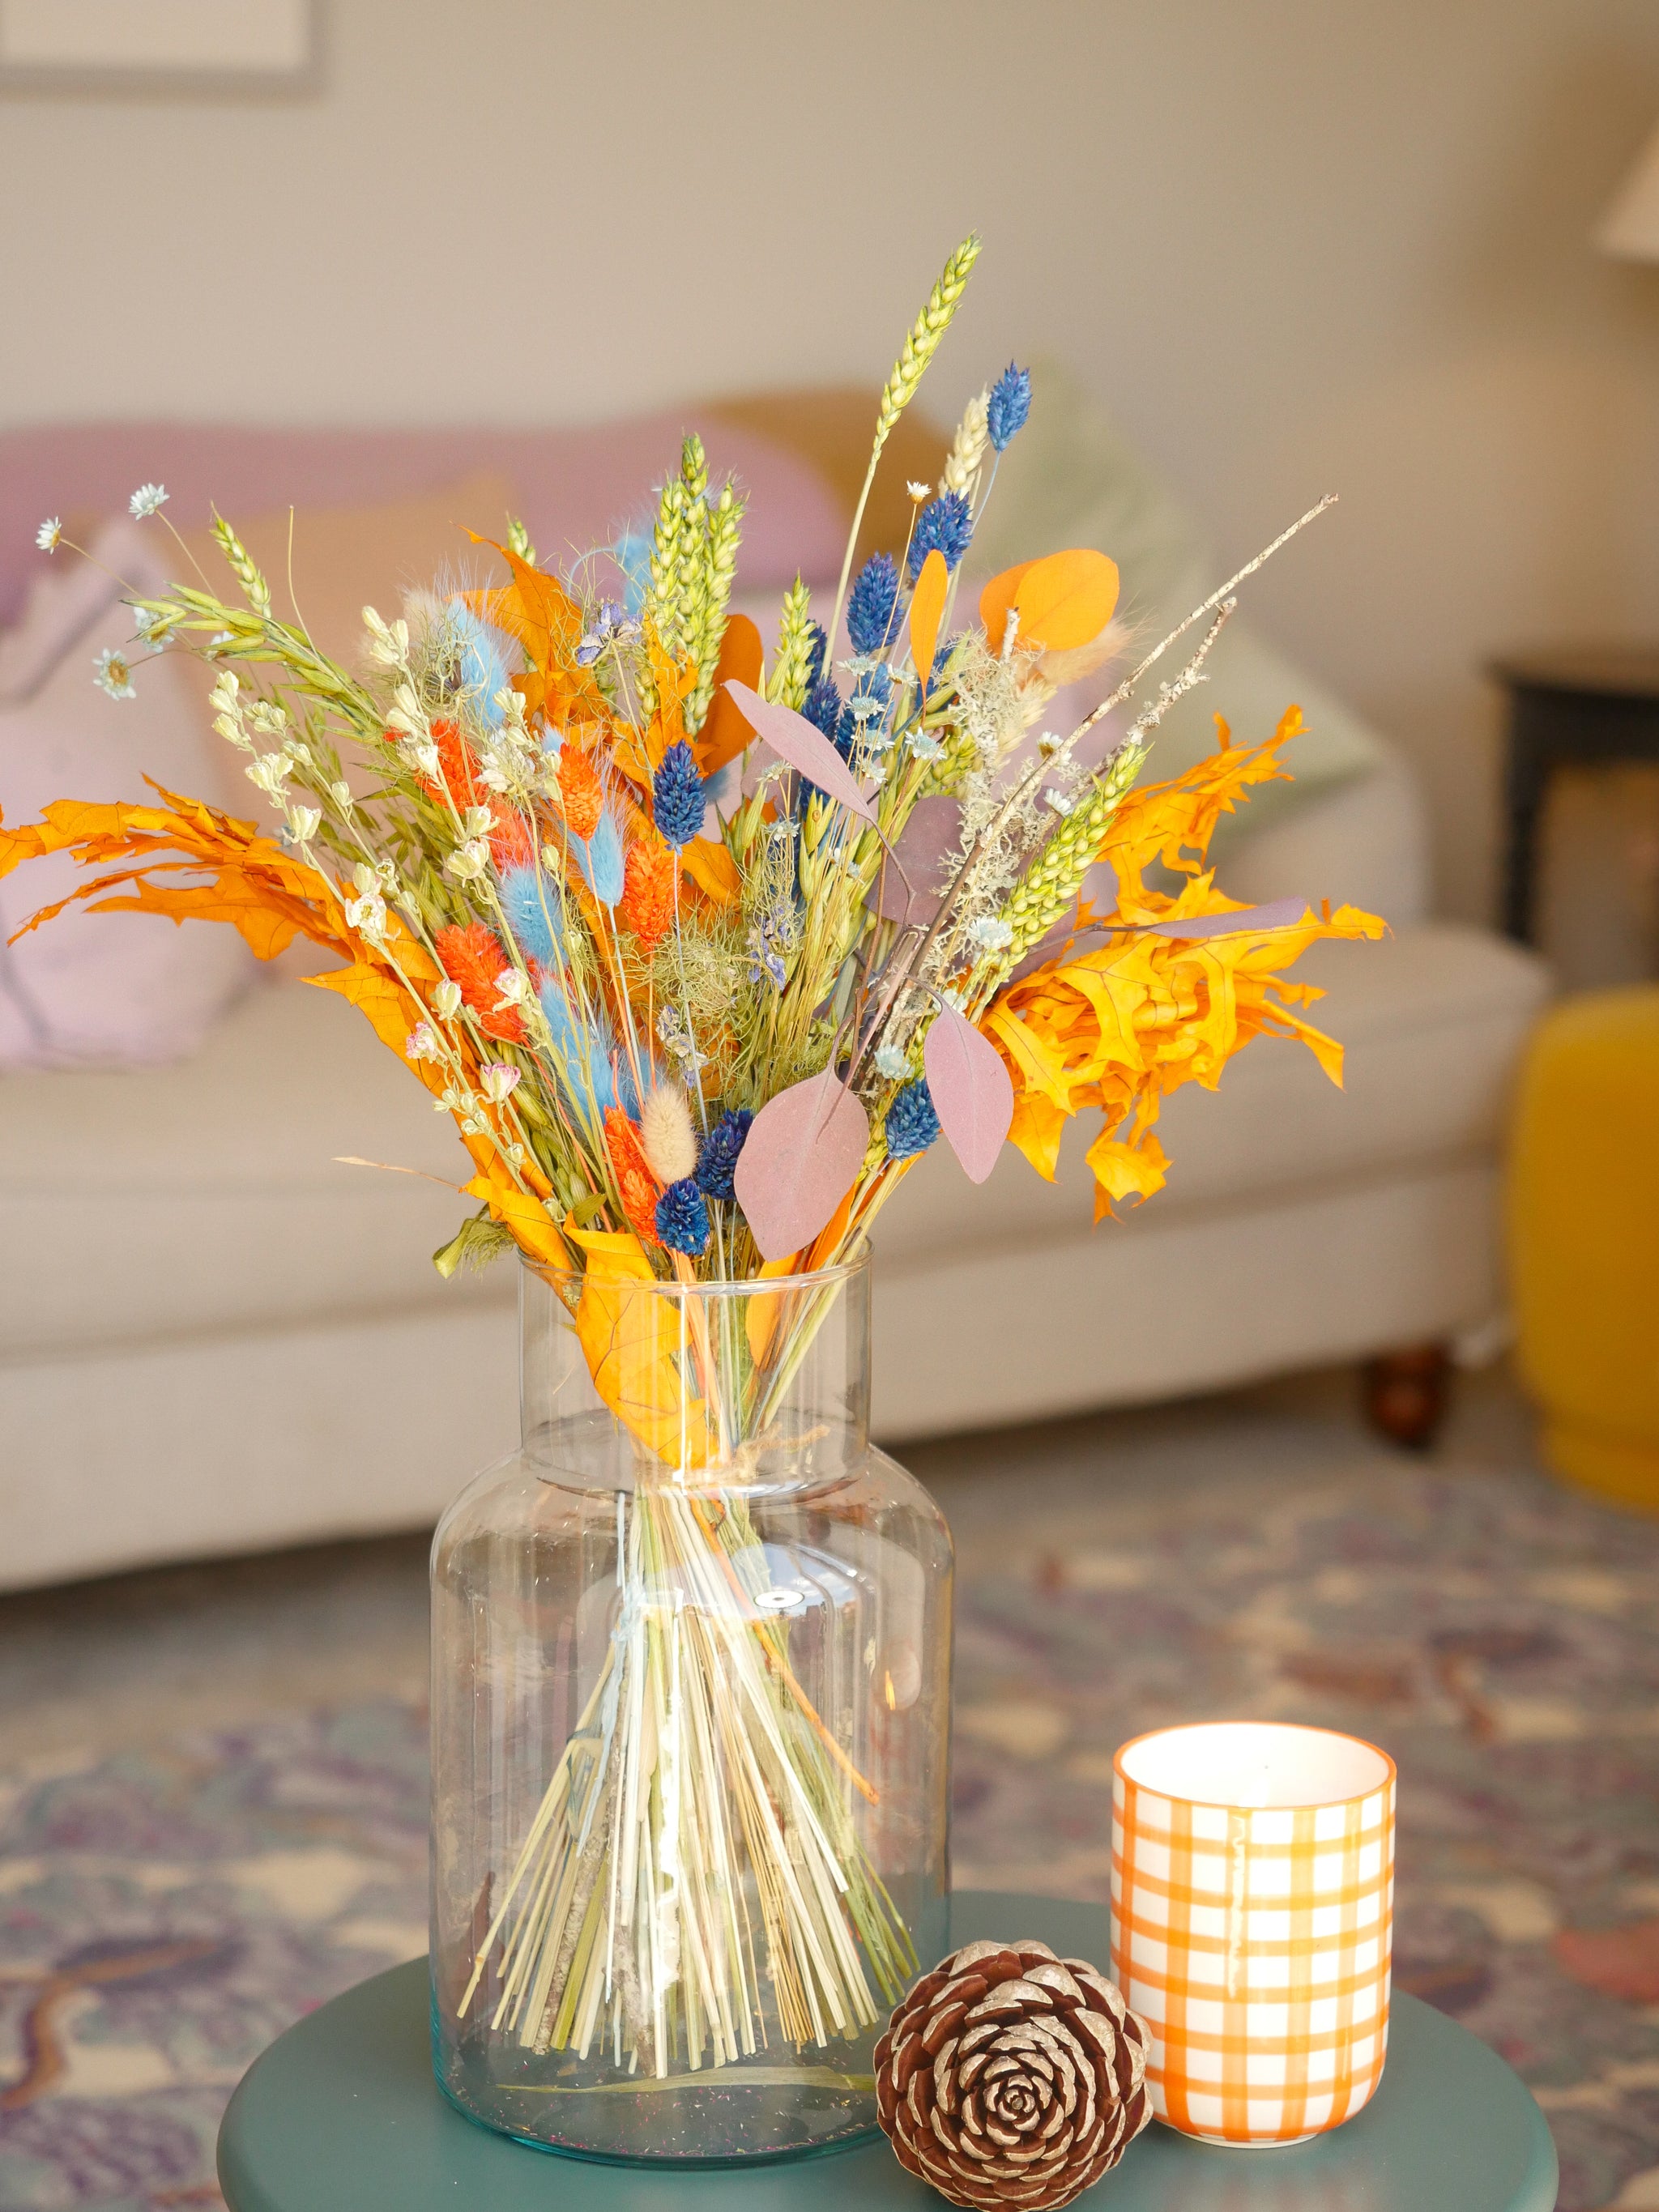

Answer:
[908,730,944,761]
[36,517,62,553]
[968,914,1014,953]
[446,838,492,883]
[433,981,463,1021]
[360,606,410,667]
[213,714,252,751]
[246,753,292,798]
[906,480,932,502]
[873,1044,911,1080]
[93,647,137,700]
[479,763,511,794]
[248,700,288,735]
[411,742,441,780]
[129,483,169,519]
[287,805,322,845]
[344,889,387,940]
[352,863,380,896]
[132,605,166,655]
[493,969,531,1008]
[1043,786,1076,816]
[404,1021,440,1062]
[329,779,354,814]
[480,1061,522,1103]
[207,671,240,710]
[435,1083,471,1116]
[1038,730,1062,757]
[462,805,494,837]
[505,1142,527,1168]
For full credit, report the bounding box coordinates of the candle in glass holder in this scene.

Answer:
[1111,1721,1395,2147]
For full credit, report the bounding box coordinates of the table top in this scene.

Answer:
[218,1890,1557,2212]
[1488,644,1659,699]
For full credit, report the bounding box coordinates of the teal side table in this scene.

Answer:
[219,1890,1558,2212]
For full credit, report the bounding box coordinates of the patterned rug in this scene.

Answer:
[2,1463,1657,2212]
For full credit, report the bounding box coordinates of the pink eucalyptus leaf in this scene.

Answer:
[1143,898,1307,940]
[923,1003,1014,1185]
[732,1070,871,1261]
[871,795,962,925]
[723,679,878,824]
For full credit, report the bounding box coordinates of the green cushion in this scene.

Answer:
[962,361,1388,842]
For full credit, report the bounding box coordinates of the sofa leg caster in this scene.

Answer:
[1363,1344,1452,1451]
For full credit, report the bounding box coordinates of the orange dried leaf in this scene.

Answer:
[978,560,1035,655]
[1009,549,1120,654]
[697,614,765,775]
[908,550,949,689]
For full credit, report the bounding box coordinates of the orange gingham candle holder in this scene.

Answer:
[1111,1721,1396,2146]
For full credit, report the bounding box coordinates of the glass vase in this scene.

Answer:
[429,1250,953,2164]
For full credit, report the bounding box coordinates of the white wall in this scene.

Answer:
[4,0,1659,926]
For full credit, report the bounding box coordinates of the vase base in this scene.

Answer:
[437,2062,884,2167]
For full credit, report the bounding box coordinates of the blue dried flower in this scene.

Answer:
[885,1076,940,1160]
[987,362,1032,452]
[804,620,830,688]
[653,741,706,848]
[695,1107,753,1200]
[497,866,565,970]
[907,492,973,581]
[847,554,901,655]
[802,676,843,742]
[655,1176,710,1255]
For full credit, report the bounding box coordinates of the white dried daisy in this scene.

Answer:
[36,517,62,553]
[93,647,137,700]
[129,483,169,519]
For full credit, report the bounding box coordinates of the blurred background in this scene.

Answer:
[7,0,1659,951]
[4,7,1659,2210]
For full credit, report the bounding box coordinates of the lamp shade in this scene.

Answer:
[1599,123,1659,261]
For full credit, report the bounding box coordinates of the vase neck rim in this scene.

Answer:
[522,1247,871,1300]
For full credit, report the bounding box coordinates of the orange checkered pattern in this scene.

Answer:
[1110,1746,1396,2144]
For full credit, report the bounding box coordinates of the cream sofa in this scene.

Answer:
[0,384,1550,1588]
[0,746,1546,1590]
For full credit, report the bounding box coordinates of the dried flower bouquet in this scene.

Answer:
[3,235,1380,2089]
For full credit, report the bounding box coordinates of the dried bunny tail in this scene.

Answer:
[940,388,990,499]
[639,1084,699,1185]
[1013,616,1138,730]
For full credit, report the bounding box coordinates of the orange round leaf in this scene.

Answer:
[1010,548,1120,653]
[979,560,1035,655]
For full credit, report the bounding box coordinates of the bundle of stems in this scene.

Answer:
[460,1307,915,2080]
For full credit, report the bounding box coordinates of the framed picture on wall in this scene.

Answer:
[0,0,318,96]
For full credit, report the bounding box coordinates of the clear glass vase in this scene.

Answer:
[429,1250,953,2165]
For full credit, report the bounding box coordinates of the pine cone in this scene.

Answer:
[873,1937,1152,2210]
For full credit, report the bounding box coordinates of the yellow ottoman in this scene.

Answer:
[1510,985,1659,1511]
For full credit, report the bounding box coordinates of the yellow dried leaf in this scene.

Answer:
[564,1221,714,1467]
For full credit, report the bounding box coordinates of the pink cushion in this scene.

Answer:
[0,518,257,1068]
[0,416,850,629]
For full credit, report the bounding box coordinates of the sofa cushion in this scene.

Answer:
[0,925,1548,1361]
[0,517,258,1071]
[960,360,1388,841]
